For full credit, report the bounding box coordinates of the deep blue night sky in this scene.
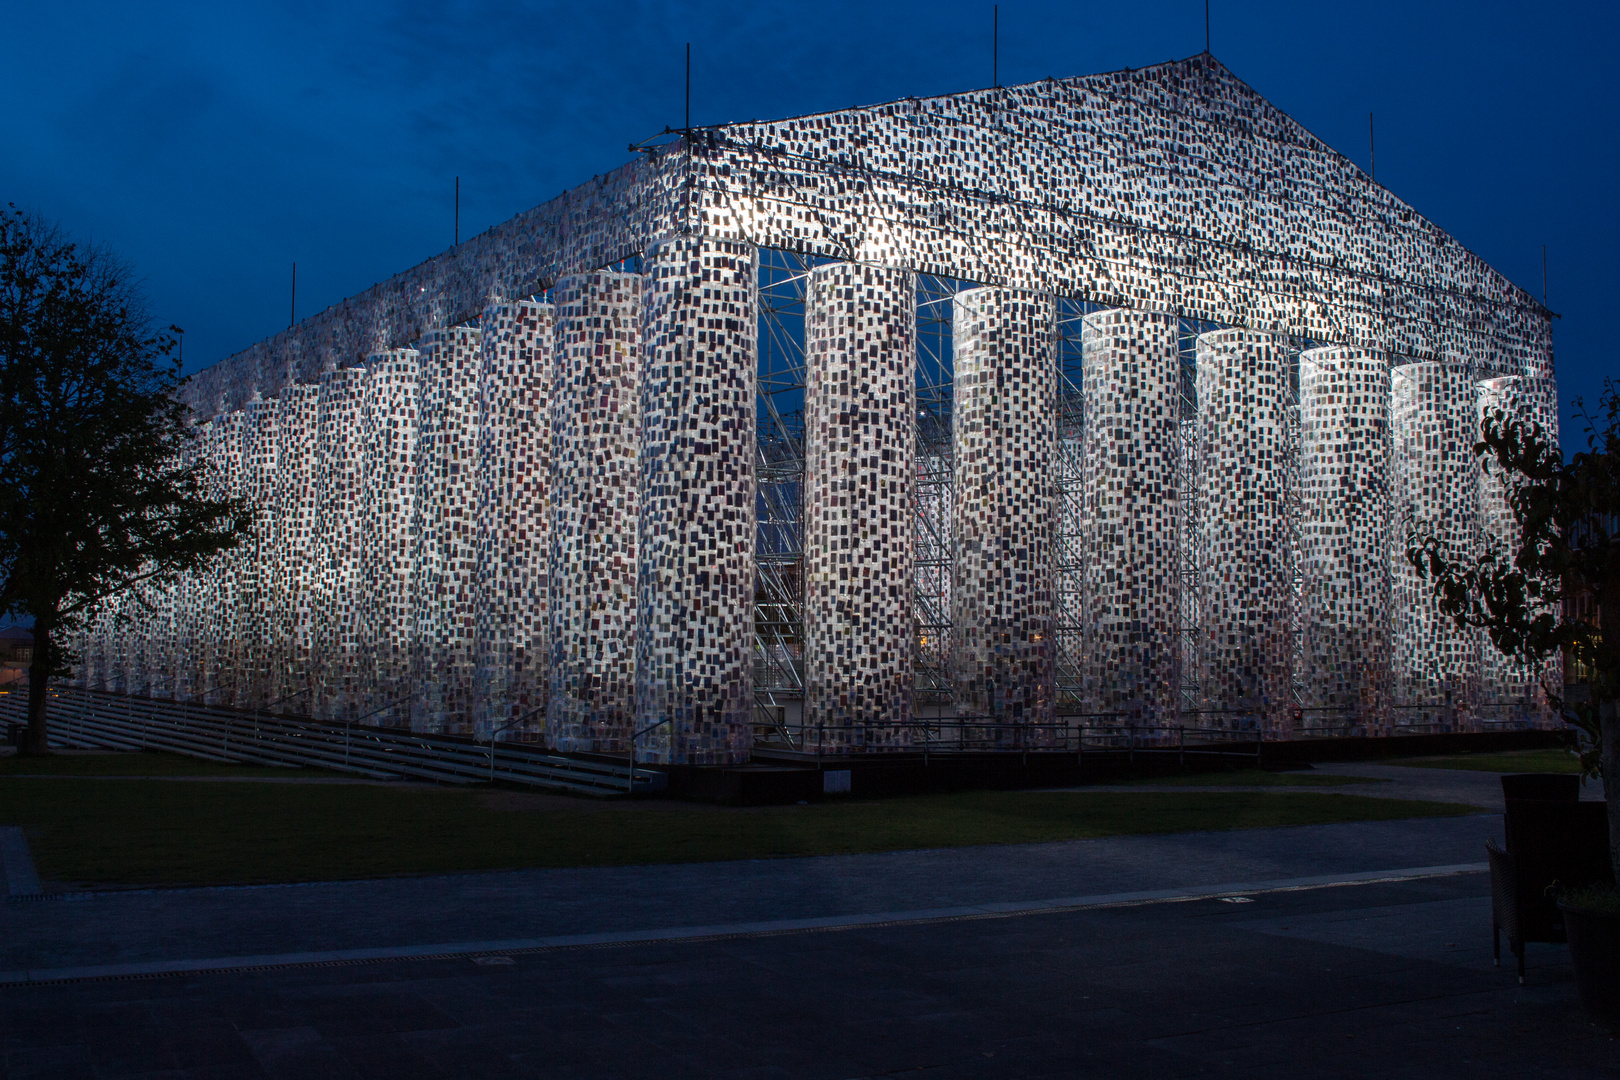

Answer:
[3,0,1614,444]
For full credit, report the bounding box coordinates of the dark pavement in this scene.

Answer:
[1,812,1615,1077]
[3,816,1501,975]
[2,873,1613,1078]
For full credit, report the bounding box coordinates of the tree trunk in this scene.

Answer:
[19,622,52,757]
[1604,699,1620,884]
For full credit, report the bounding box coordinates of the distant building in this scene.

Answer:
[0,626,33,666]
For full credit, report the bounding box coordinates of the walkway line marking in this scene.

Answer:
[0,862,1486,986]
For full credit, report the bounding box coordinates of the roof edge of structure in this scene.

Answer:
[181,53,1550,416]
[703,52,1545,319]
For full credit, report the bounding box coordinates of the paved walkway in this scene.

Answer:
[1082,763,1603,809]
[0,766,1579,975]
[2,762,1596,803]
[1297,761,1603,808]
[4,813,1503,976]
[3,810,1614,1079]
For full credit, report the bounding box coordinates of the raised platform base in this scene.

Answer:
[660,728,1570,805]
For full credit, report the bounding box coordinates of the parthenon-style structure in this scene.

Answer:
[75,53,1561,763]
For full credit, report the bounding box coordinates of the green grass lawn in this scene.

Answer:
[0,750,333,778]
[1123,770,1385,787]
[1389,748,1583,774]
[0,776,1476,888]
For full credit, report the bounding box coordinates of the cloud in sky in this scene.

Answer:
[3,0,1614,440]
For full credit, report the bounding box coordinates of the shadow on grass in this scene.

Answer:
[1,778,1478,889]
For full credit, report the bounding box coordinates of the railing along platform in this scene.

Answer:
[0,686,662,797]
[749,715,1265,764]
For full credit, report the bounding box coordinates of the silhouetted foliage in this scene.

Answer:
[1407,383,1620,873]
[0,205,251,755]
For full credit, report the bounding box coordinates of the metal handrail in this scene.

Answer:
[484,705,545,781]
[628,716,674,793]
[343,694,414,771]
[753,715,1267,758]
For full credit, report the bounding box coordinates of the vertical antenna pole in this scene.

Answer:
[454,177,459,247]
[289,262,296,328]
[685,43,691,132]
[1369,113,1376,182]
[993,5,999,87]
[1206,0,1210,53]
[1543,244,1548,304]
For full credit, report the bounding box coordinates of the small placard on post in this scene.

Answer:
[822,769,851,795]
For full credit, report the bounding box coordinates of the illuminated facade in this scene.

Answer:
[803,263,916,747]
[952,288,1056,731]
[550,275,638,752]
[1297,347,1392,733]
[1390,361,1483,724]
[76,55,1560,760]
[1194,329,1292,733]
[1077,308,1181,724]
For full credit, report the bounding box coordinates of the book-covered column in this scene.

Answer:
[240,395,281,708]
[550,275,640,752]
[635,237,758,764]
[412,327,483,733]
[360,350,419,724]
[475,301,554,740]
[313,367,368,720]
[951,287,1057,737]
[1078,309,1181,723]
[802,263,916,750]
[272,383,320,711]
[1391,360,1481,729]
[1475,373,1562,726]
[1298,347,1392,734]
[1194,328,1292,735]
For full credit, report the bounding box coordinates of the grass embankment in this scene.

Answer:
[1125,769,1384,787]
[1,756,1476,888]
[1390,748,1582,774]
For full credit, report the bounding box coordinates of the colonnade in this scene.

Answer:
[81,240,762,765]
[75,249,1559,761]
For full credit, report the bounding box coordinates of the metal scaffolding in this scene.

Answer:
[913,274,959,716]
[1052,300,1093,710]
[752,261,970,726]
[754,249,812,728]
[746,262,1381,742]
